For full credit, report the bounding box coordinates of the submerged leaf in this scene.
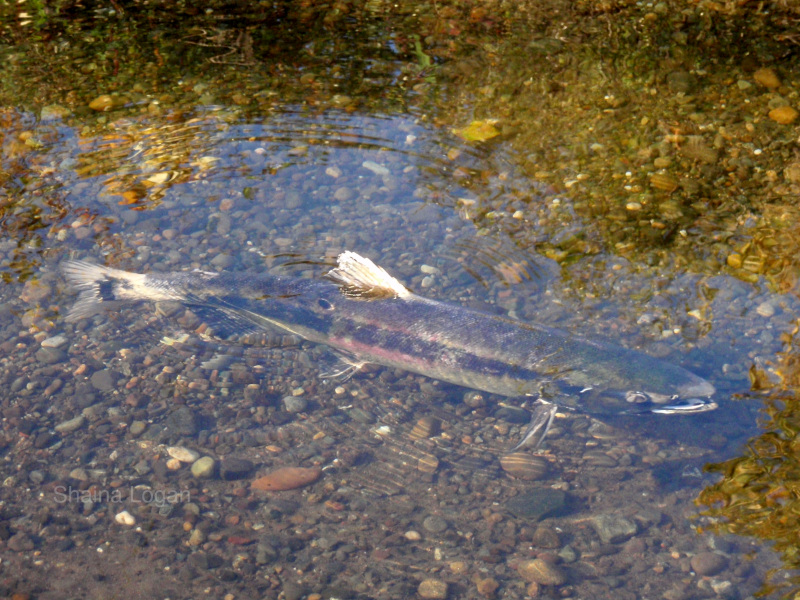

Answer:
[452,120,500,143]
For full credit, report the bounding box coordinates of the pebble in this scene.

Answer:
[115,510,136,526]
[753,67,781,89]
[283,396,308,413]
[188,528,205,546]
[54,415,85,434]
[129,421,147,436]
[476,577,499,598]
[506,489,567,521]
[7,532,35,552]
[40,104,71,120]
[251,466,322,491]
[590,514,638,544]
[362,160,389,176]
[755,301,775,317]
[167,446,200,463]
[90,369,118,392]
[41,335,67,348]
[35,347,64,364]
[165,406,198,436]
[417,579,448,599]
[88,95,115,111]
[690,552,728,576]
[422,515,449,534]
[333,187,355,202]
[69,468,89,481]
[166,458,183,470]
[190,456,216,479]
[517,558,567,586]
[404,530,422,541]
[769,105,798,124]
[220,458,254,480]
[499,452,548,480]
[531,526,561,548]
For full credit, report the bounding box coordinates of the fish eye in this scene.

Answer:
[318,298,334,310]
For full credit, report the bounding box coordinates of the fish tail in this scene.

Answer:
[62,260,156,321]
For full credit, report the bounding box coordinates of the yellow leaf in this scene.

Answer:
[452,120,500,142]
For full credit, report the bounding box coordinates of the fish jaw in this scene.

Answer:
[648,397,718,414]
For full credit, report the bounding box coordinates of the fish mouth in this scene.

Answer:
[649,397,718,414]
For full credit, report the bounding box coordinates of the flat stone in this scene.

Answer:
[41,335,67,348]
[422,515,449,534]
[518,558,567,586]
[165,406,198,436]
[54,415,85,434]
[506,489,568,521]
[90,369,117,392]
[362,160,390,176]
[167,446,200,463]
[691,551,728,576]
[590,514,638,544]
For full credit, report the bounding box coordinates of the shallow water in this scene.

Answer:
[2,1,800,598]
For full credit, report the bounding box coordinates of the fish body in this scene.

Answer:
[63,252,716,417]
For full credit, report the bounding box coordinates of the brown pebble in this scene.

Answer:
[417,578,448,599]
[690,551,728,576]
[649,172,679,193]
[531,526,561,549]
[476,577,499,598]
[526,582,540,597]
[500,452,548,480]
[753,67,781,89]
[517,558,567,586]
[622,537,647,554]
[88,94,115,112]
[251,466,321,491]
[769,105,798,125]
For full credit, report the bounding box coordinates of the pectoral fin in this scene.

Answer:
[510,400,558,451]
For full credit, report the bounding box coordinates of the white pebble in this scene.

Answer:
[362,160,389,176]
[756,301,775,317]
[115,510,136,526]
[404,530,422,541]
[41,335,67,348]
[167,446,200,463]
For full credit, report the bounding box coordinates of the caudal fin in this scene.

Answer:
[62,260,148,321]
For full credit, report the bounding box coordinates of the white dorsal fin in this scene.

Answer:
[325,251,410,300]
